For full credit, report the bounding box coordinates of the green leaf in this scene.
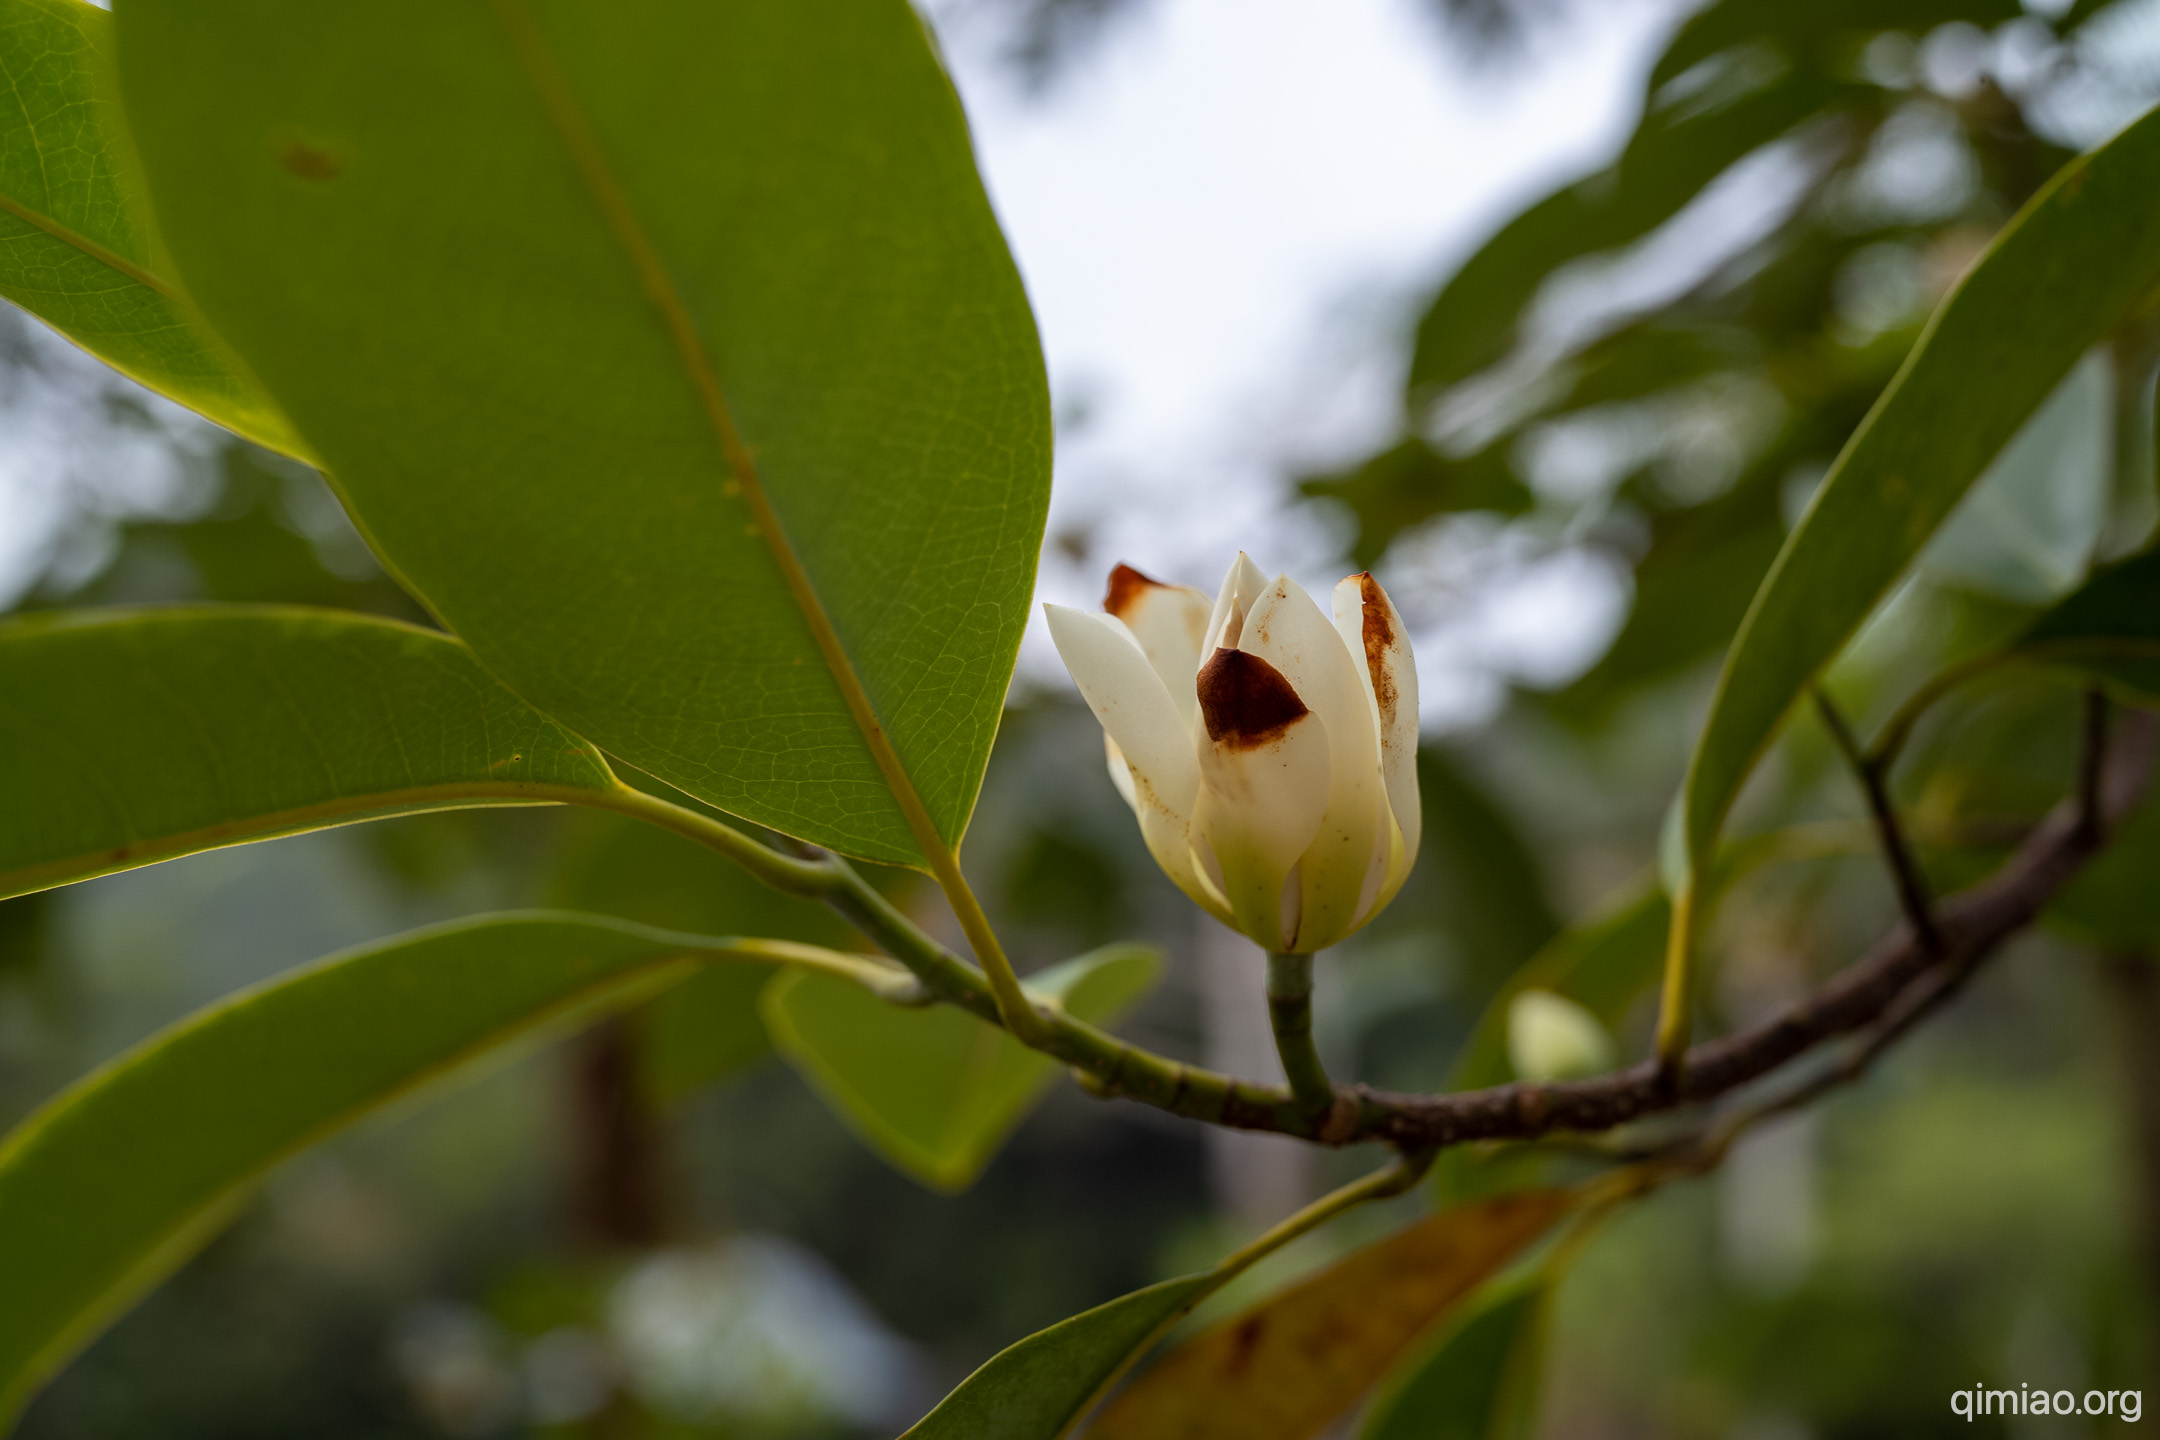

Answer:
[1671,102,2160,940]
[1085,1191,1578,1440]
[0,605,625,902]
[0,910,872,1422]
[1360,1278,1548,1440]
[114,0,1051,867]
[547,809,866,1103]
[1407,64,1864,395]
[900,1274,1217,1440]
[763,943,1159,1191]
[0,0,306,457]
[1649,0,2020,92]
[2013,543,2160,707]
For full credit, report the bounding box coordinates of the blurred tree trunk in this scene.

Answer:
[569,1016,666,1248]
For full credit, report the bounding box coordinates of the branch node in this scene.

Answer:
[1815,686,1943,957]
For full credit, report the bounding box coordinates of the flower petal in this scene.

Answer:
[1202,551,1270,655]
[1104,563,1212,727]
[1046,605,1219,917]
[1192,645,1331,950]
[1237,573,1385,950]
[1333,572,1421,913]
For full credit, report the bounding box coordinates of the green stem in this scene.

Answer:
[586,781,1330,1132]
[1210,1148,1435,1281]
[1267,951,1335,1116]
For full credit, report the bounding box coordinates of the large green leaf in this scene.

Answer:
[0,0,304,456]
[900,1275,1216,1440]
[113,0,1051,867]
[0,911,896,1423]
[1085,1191,1578,1440]
[0,606,626,902]
[763,943,1159,1191]
[1670,103,2160,964]
[1360,1278,1548,1440]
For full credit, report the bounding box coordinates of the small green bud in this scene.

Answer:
[1506,989,1615,1083]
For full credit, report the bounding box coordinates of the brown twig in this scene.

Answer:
[1815,685,1943,956]
[1109,707,2157,1149]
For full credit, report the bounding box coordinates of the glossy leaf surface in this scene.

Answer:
[0,0,304,454]
[1087,1190,1577,1440]
[763,944,1159,1190]
[901,1275,1215,1440]
[0,606,619,902]
[0,911,813,1422]
[114,0,1051,866]
[1673,103,2160,911]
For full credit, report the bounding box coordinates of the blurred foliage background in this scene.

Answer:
[7,0,2160,1435]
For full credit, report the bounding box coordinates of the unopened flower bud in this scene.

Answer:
[1507,989,1614,1083]
[1045,553,1420,953]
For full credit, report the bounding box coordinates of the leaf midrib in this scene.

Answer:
[482,0,954,864]
[0,779,608,902]
[0,184,173,298]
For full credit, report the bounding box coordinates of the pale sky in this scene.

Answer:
[925,0,1678,720]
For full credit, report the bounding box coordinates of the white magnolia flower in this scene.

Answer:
[1045,553,1420,954]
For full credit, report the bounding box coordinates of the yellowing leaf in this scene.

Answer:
[1087,1189,1577,1440]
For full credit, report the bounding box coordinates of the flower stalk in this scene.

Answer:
[1267,950,1335,1116]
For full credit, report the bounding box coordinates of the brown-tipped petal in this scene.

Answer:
[1047,604,1222,921]
[1104,563,1212,727]
[1333,572,1421,883]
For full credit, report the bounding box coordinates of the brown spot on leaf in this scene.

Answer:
[1354,573,1398,732]
[278,140,344,180]
[1221,1316,1267,1377]
[1197,647,1307,748]
[1104,562,1167,618]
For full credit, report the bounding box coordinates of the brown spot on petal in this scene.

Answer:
[1354,572,1399,732]
[1104,562,1168,618]
[1197,647,1308,748]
